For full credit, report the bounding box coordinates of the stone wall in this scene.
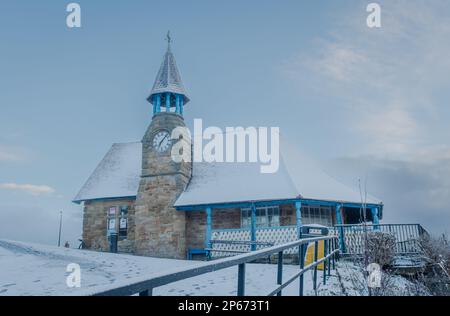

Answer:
[134,174,190,259]
[82,198,136,253]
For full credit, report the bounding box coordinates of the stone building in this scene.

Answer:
[74,39,384,260]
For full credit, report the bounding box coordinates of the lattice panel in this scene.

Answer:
[210,230,251,258]
[256,227,298,254]
[210,227,298,258]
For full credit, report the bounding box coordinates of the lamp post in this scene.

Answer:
[58,211,63,247]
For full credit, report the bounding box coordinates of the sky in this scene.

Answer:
[0,0,449,247]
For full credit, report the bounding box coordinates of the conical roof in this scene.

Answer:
[149,45,189,104]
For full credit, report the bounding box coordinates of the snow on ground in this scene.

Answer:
[0,239,419,296]
[0,239,343,296]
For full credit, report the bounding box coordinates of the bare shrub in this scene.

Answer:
[367,231,396,268]
[419,234,450,296]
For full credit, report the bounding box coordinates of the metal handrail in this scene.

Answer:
[332,223,428,256]
[91,235,340,297]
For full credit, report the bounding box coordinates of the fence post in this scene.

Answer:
[277,251,283,296]
[327,239,331,277]
[313,241,318,292]
[299,244,305,296]
[139,288,153,296]
[332,238,336,269]
[237,263,246,296]
[323,240,328,285]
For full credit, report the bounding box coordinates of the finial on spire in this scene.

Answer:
[166,31,171,47]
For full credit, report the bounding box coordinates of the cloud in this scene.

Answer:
[324,156,450,235]
[0,183,55,196]
[0,146,25,162]
[284,0,450,160]
[283,1,450,235]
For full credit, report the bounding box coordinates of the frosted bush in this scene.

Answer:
[366,231,396,267]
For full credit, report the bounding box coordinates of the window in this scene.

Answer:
[301,205,332,227]
[106,205,129,239]
[241,206,280,228]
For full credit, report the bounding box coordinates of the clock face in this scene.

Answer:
[152,130,172,153]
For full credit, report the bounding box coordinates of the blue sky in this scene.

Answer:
[0,0,449,246]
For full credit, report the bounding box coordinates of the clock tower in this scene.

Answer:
[135,34,192,259]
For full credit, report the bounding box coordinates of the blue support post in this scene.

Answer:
[205,207,212,250]
[180,98,184,115]
[152,95,157,114]
[372,207,380,230]
[251,204,257,251]
[165,92,171,112]
[295,201,302,239]
[156,94,161,112]
[336,205,346,254]
[175,94,180,114]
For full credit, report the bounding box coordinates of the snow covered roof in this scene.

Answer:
[73,142,142,203]
[174,161,299,207]
[149,46,189,104]
[174,136,382,207]
[74,138,382,206]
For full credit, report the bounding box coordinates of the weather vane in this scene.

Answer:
[166,31,172,46]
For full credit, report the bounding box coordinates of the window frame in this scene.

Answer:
[240,206,280,229]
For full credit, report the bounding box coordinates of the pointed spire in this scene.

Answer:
[148,32,189,105]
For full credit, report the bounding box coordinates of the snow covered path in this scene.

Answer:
[0,240,341,296]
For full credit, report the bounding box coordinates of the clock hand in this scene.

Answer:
[159,135,169,148]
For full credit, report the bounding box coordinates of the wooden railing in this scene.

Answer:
[91,236,340,297]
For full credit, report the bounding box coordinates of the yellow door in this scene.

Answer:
[304,241,325,270]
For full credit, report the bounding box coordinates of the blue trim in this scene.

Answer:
[295,201,302,239]
[175,199,301,211]
[175,198,383,212]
